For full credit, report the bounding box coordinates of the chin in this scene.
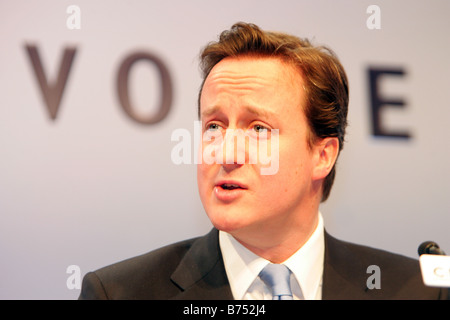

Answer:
[206,209,251,234]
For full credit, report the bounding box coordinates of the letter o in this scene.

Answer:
[117,52,173,124]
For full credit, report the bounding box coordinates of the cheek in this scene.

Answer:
[275,144,312,187]
[196,164,207,195]
[197,163,216,198]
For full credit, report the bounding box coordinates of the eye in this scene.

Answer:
[253,124,270,134]
[206,122,223,132]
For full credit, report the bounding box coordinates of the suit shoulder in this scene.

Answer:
[81,236,200,299]
[325,233,445,299]
[326,233,420,277]
[333,235,418,265]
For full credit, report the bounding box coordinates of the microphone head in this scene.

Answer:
[418,241,445,256]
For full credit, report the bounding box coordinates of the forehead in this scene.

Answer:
[205,55,300,88]
[200,56,305,112]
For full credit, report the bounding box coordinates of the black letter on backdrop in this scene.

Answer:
[368,67,411,139]
[117,52,173,125]
[25,45,77,120]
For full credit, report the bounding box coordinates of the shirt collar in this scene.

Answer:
[219,212,325,300]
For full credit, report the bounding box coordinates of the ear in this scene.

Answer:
[312,137,339,181]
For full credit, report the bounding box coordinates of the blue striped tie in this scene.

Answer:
[259,264,293,300]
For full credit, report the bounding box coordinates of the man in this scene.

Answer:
[79,22,446,300]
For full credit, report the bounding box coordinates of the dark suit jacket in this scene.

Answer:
[78,228,447,300]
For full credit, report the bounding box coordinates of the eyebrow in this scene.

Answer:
[201,105,276,119]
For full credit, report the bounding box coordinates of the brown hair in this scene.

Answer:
[198,22,349,202]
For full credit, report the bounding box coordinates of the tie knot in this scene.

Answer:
[259,264,293,300]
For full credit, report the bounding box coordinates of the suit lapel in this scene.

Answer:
[169,229,379,300]
[170,228,234,300]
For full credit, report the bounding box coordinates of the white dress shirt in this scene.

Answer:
[219,213,325,300]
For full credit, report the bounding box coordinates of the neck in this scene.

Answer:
[232,212,320,263]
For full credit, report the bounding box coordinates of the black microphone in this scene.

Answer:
[418,241,446,256]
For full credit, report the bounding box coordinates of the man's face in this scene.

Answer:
[197,56,324,243]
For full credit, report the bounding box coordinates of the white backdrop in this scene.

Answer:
[1,0,449,299]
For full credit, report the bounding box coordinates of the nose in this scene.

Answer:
[222,128,246,171]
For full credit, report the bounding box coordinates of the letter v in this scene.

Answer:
[25,45,77,120]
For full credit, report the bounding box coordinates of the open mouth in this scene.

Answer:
[216,181,248,191]
[219,183,243,190]
[214,181,247,201]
